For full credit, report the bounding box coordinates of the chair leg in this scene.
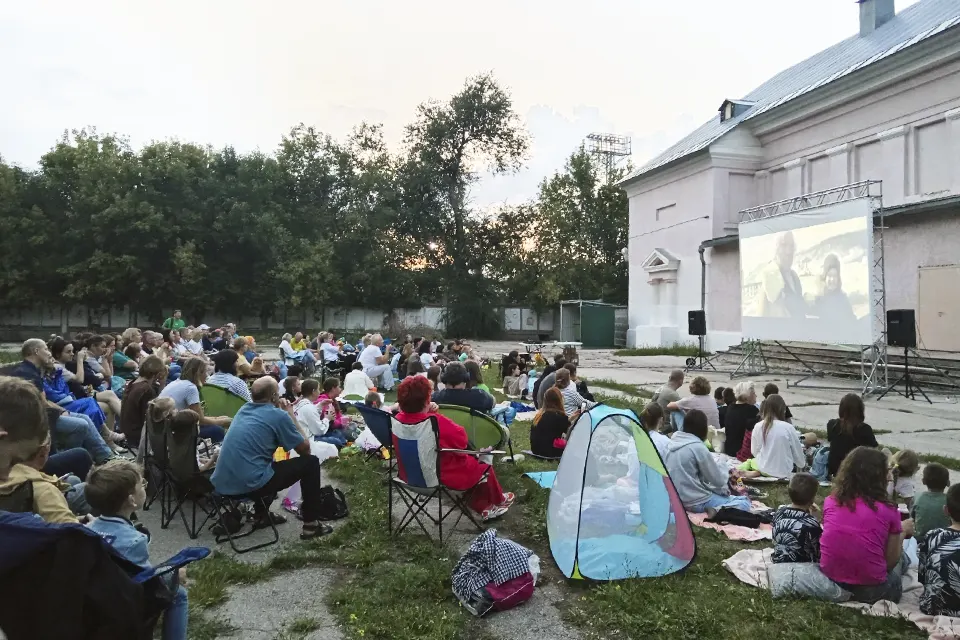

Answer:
[211,496,280,554]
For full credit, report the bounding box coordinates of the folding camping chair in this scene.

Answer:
[199,385,247,419]
[389,415,488,544]
[208,492,281,554]
[436,404,515,460]
[353,403,395,465]
[163,419,219,539]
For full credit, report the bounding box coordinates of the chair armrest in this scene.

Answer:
[440,448,506,456]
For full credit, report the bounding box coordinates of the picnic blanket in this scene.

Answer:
[722,547,960,639]
[687,501,772,542]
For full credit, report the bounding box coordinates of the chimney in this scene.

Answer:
[859,0,896,36]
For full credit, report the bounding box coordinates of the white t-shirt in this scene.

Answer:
[648,430,671,461]
[184,340,203,355]
[888,476,916,500]
[419,353,434,369]
[343,369,375,397]
[158,379,201,410]
[321,342,340,363]
[750,419,806,478]
[358,345,383,372]
[293,398,329,437]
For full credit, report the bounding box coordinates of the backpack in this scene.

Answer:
[810,445,830,482]
[316,486,349,521]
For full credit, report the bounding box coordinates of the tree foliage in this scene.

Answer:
[0,75,627,335]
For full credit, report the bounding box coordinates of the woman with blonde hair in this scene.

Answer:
[738,394,806,478]
[158,358,230,442]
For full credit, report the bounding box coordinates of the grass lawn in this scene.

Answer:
[184,368,926,639]
[588,379,654,399]
[614,343,700,358]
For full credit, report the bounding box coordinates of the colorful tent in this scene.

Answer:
[547,405,696,580]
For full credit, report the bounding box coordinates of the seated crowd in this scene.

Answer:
[638,366,960,615]
[7,321,960,628]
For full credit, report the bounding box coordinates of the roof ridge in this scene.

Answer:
[621,0,960,185]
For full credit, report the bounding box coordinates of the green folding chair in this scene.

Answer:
[200,385,247,419]
[436,404,514,458]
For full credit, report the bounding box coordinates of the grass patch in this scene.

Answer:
[0,350,19,365]
[588,378,653,399]
[185,447,472,640]
[614,343,699,357]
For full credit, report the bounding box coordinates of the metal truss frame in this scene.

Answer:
[738,181,887,396]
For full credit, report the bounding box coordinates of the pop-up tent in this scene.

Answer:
[547,405,696,580]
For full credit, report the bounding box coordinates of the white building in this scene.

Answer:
[621,0,960,352]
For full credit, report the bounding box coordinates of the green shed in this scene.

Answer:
[558,300,620,348]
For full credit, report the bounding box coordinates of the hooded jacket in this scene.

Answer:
[664,431,729,510]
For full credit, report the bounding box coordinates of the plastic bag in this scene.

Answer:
[528,554,541,586]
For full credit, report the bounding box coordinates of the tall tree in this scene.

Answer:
[403,73,529,334]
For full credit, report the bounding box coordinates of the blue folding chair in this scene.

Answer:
[389,415,489,543]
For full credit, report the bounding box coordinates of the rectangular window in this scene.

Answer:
[655,203,676,222]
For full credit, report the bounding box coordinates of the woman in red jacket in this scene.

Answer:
[394,375,515,521]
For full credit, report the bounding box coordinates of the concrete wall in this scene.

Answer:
[0,305,556,341]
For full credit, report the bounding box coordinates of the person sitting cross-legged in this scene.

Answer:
[358,333,394,392]
[664,409,751,514]
[211,377,333,539]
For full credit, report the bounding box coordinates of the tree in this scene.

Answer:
[403,73,529,335]
[533,147,629,304]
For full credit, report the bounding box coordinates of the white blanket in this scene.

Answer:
[722,547,960,639]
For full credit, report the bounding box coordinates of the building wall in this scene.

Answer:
[625,158,716,347]
[625,37,960,350]
[883,208,960,314]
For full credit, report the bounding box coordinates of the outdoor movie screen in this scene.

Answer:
[739,198,874,346]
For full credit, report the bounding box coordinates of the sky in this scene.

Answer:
[0,0,921,208]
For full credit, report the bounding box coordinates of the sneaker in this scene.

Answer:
[481,505,509,522]
[499,492,516,508]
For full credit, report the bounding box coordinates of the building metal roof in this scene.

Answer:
[622,0,960,185]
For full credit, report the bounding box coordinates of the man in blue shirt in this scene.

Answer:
[212,377,332,539]
[10,339,113,464]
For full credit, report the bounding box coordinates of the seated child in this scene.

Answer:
[317,377,351,445]
[912,463,951,539]
[889,449,920,510]
[364,391,384,410]
[343,362,376,398]
[86,460,189,640]
[502,363,523,397]
[293,379,345,449]
[0,432,89,523]
[919,483,960,616]
[664,409,751,514]
[772,472,822,564]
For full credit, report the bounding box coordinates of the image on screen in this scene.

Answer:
[739,200,873,345]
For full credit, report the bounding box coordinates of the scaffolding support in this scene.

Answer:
[737,181,887,395]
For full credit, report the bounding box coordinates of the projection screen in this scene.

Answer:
[739,198,874,345]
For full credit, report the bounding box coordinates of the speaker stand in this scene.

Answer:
[685,335,718,372]
[876,347,931,404]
